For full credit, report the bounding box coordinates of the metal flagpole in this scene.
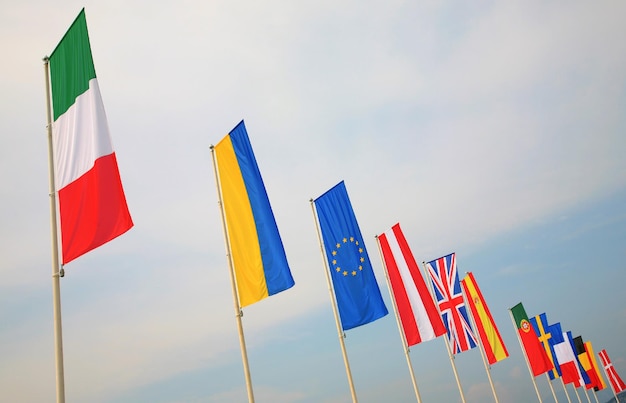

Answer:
[584,387,591,403]
[423,261,467,403]
[573,385,583,403]
[210,146,255,403]
[461,272,499,403]
[43,56,66,403]
[310,200,358,403]
[507,308,543,402]
[374,236,422,403]
[544,374,559,402]
[561,375,573,403]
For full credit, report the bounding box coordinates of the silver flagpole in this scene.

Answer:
[423,261,467,403]
[310,199,358,403]
[573,383,582,403]
[460,272,499,403]
[210,145,255,403]
[375,235,422,403]
[544,373,559,402]
[561,375,573,403]
[507,308,543,402]
[565,380,581,403]
[43,56,66,403]
[583,386,591,403]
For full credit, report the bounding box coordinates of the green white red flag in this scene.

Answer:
[49,9,133,264]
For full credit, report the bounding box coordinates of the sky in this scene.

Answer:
[1,1,626,402]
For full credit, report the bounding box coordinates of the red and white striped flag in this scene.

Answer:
[377,223,446,346]
[599,349,626,394]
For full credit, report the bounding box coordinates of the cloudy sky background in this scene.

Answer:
[1,1,625,402]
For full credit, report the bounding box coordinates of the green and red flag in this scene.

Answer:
[511,302,553,376]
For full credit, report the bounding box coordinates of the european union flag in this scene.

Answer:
[314,181,388,330]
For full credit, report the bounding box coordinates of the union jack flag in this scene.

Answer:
[426,253,477,354]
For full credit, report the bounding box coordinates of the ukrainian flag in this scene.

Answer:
[214,121,294,307]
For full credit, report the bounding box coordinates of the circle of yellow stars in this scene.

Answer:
[331,236,365,277]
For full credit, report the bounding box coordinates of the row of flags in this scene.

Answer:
[216,122,509,401]
[45,9,625,403]
[213,120,626,402]
[512,302,626,398]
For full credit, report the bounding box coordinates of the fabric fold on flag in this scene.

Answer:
[461,272,509,365]
[510,303,553,377]
[377,223,446,346]
[49,8,133,264]
[314,181,388,330]
[426,253,477,354]
[599,349,626,394]
[214,120,295,307]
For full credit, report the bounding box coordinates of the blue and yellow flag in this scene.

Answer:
[314,181,388,330]
[530,313,561,380]
[214,120,294,307]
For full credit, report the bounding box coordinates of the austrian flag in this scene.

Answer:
[377,224,446,346]
[49,9,133,264]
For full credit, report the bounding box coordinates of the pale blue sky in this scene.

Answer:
[1,1,625,402]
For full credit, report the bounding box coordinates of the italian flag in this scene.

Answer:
[49,9,133,265]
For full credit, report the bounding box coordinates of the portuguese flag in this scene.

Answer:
[49,9,133,264]
[511,302,553,376]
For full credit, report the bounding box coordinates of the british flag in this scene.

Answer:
[426,253,477,354]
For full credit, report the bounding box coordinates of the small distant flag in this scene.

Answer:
[213,121,295,307]
[461,272,509,365]
[426,253,477,354]
[49,8,133,264]
[554,330,589,387]
[510,303,553,376]
[573,336,604,390]
[583,341,606,391]
[314,181,388,330]
[599,349,626,394]
[377,223,446,346]
[530,313,560,380]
